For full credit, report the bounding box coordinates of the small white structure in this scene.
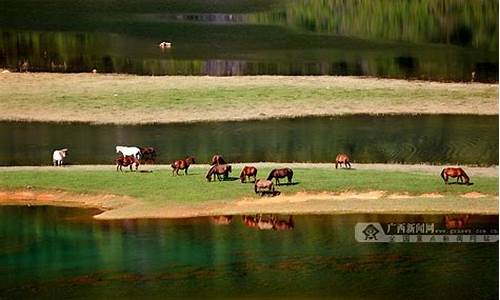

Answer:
[159,41,172,49]
[52,148,68,166]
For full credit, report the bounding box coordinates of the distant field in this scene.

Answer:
[0,164,497,218]
[0,73,497,124]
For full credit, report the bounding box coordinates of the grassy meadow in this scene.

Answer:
[0,74,497,124]
[0,165,497,206]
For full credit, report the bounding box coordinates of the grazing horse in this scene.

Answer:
[171,156,195,176]
[139,147,157,164]
[254,179,275,195]
[206,164,232,182]
[444,215,470,229]
[116,155,140,172]
[210,154,227,165]
[267,168,293,185]
[335,153,351,169]
[52,148,68,166]
[240,166,258,183]
[441,167,470,185]
[272,216,294,231]
[116,146,141,159]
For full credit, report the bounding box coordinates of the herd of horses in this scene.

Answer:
[211,215,294,230]
[53,146,473,194]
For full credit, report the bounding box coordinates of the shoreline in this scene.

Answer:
[0,163,497,219]
[0,73,497,124]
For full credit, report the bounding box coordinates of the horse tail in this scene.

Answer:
[440,169,446,181]
[267,169,276,180]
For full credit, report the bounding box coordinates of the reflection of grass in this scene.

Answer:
[0,166,497,205]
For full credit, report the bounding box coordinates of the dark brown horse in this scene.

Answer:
[240,166,258,183]
[335,153,351,169]
[210,154,227,165]
[206,164,232,182]
[139,146,157,164]
[441,167,470,185]
[267,168,293,185]
[444,215,470,229]
[171,156,195,176]
[116,155,140,172]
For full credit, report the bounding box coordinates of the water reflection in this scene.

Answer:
[1,115,497,166]
[0,0,497,81]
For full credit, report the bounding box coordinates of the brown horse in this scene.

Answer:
[444,215,470,229]
[254,179,275,195]
[242,215,259,228]
[240,166,258,183]
[206,164,232,182]
[335,153,351,169]
[171,156,195,176]
[139,147,157,164]
[211,154,227,165]
[116,155,140,172]
[441,167,470,185]
[267,168,293,185]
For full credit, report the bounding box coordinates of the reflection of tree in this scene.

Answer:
[251,0,498,51]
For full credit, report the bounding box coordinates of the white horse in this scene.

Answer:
[116,146,141,159]
[52,148,68,166]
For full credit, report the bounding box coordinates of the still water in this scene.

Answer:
[0,206,497,299]
[0,115,498,166]
[0,0,498,81]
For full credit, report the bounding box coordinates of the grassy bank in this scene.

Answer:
[0,73,497,124]
[0,164,497,218]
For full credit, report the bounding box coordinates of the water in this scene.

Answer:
[0,206,497,299]
[0,0,497,81]
[0,115,498,166]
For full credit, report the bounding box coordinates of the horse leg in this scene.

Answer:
[335,161,338,169]
[347,162,351,169]
[185,167,188,175]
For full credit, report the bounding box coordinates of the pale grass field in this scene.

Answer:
[0,72,497,124]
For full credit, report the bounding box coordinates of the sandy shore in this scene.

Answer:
[0,73,497,124]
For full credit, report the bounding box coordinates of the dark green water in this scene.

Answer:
[0,206,497,299]
[0,0,497,81]
[0,115,498,166]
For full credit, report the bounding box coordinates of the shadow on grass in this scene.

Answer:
[447,182,474,186]
[276,182,299,186]
[258,190,282,197]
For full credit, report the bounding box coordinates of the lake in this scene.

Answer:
[0,0,498,81]
[0,115,498,166]
[0,206,497,299]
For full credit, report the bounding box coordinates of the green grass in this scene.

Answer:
[0,167,497,206]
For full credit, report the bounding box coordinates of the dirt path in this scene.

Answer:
[1,163,497,177]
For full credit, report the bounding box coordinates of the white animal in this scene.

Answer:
[52,148,68,166]
[159,41,172,48]
[116,146,141,159]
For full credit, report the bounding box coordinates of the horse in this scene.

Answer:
[139,147,157,164]
[335,153,351,169]
[444,215,470,229]
[52,148,68,166]
[116,155,140,172]
[240,166,257,183]
[210,154,226,165]
[267,168,293,185]
[206,164,232,182]
[159,41,172,48]
[256,215,274,230]
[116,146,141,159]
[254,179,275,195]
[441,167,470,185]
[272,216,294,231]
[171,156,195,176]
